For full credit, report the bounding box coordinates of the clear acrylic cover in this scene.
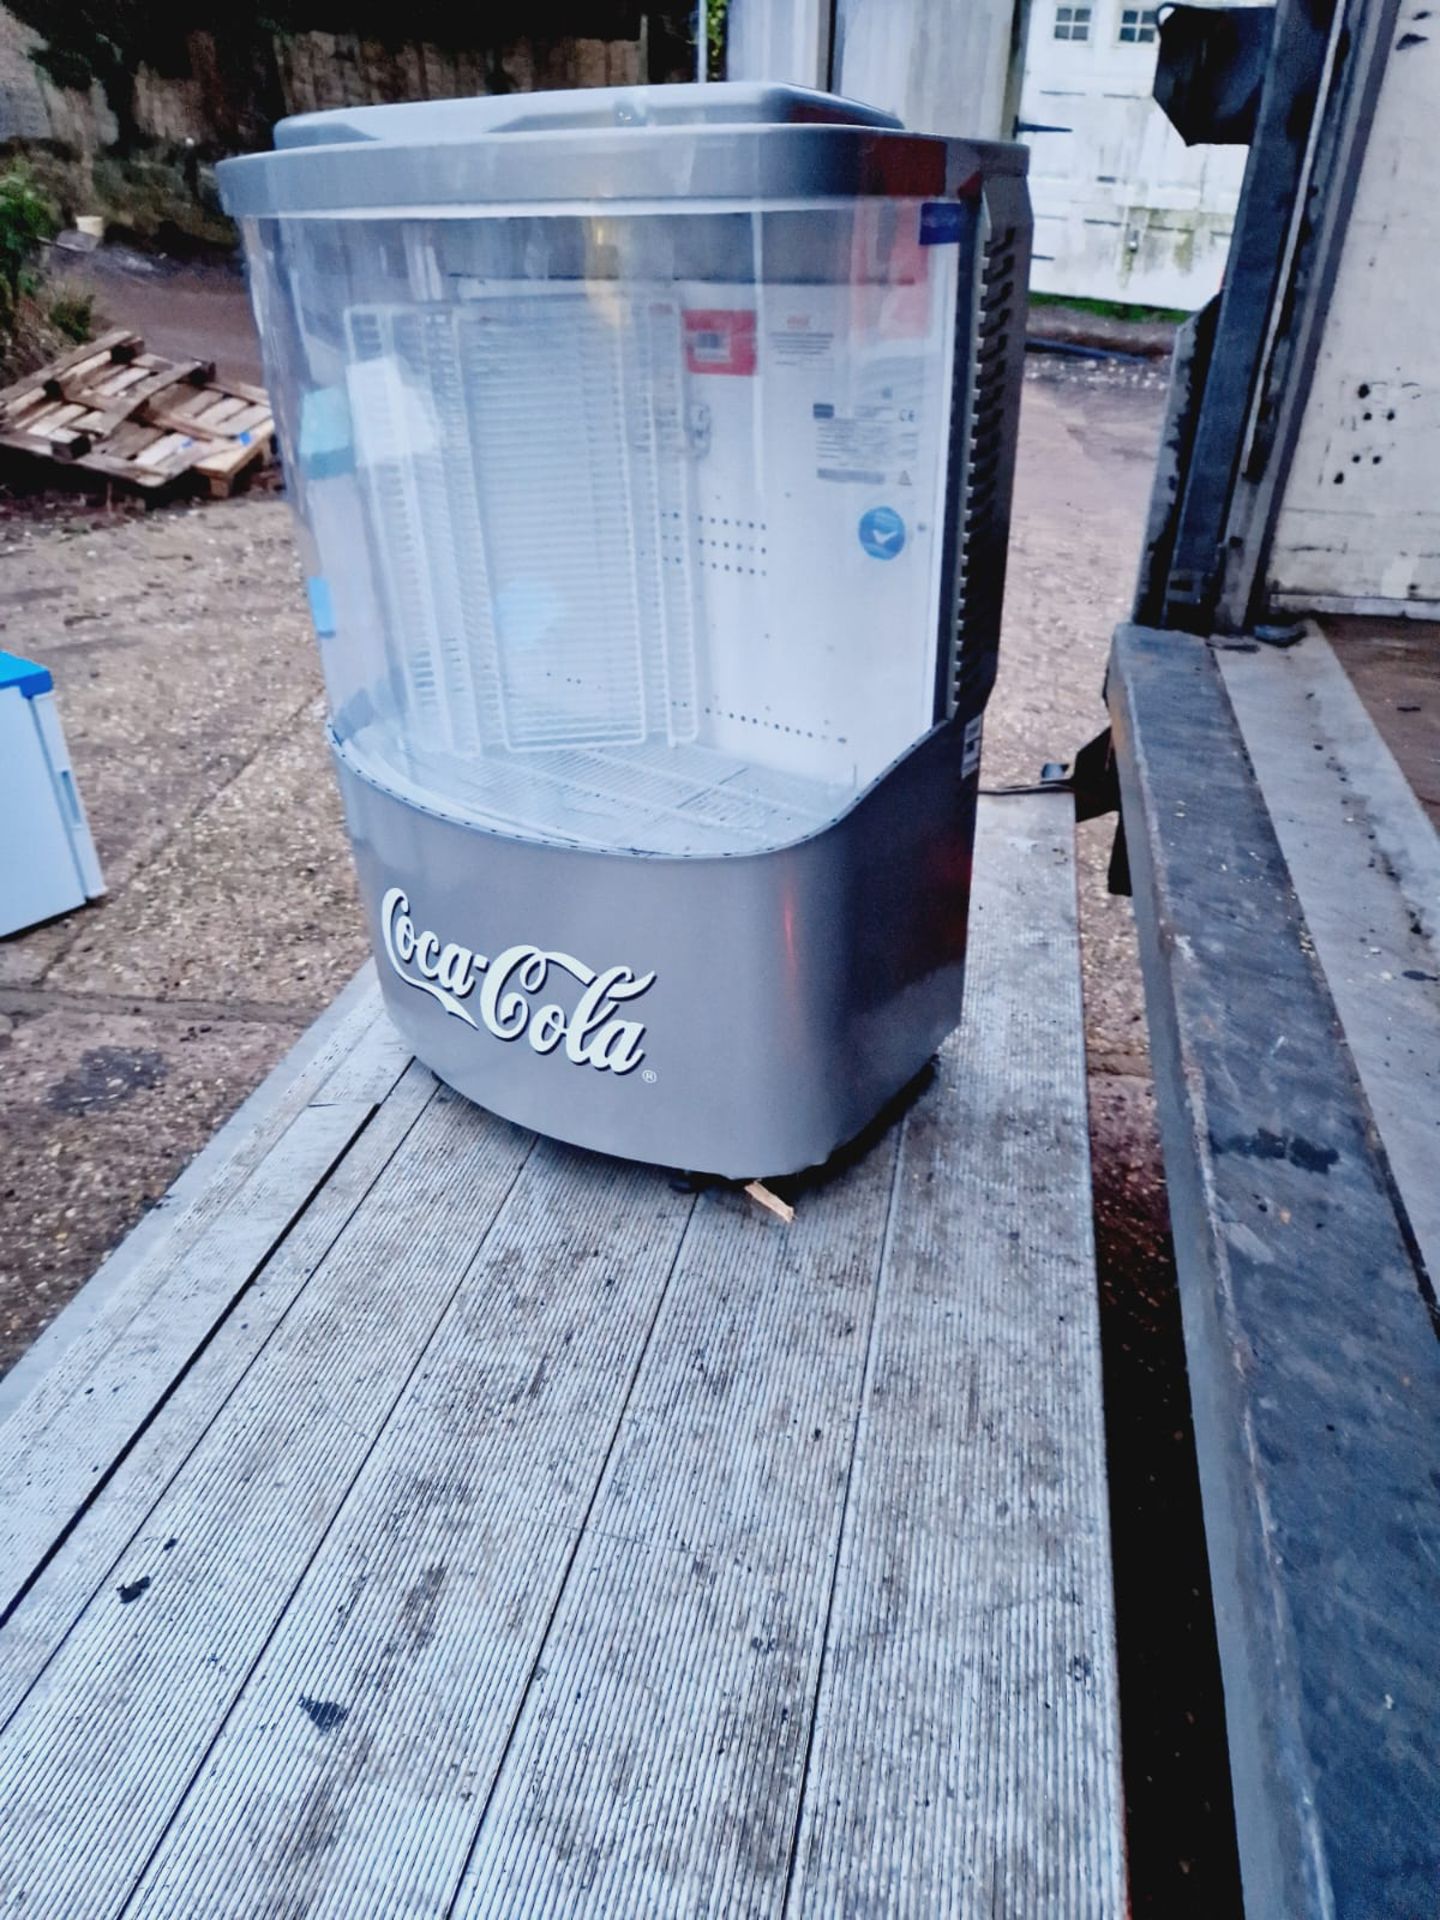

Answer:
[245,200,964,855]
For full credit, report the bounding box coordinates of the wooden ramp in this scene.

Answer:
[0,794,1122,1918]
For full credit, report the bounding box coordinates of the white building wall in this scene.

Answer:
[831,0,1018,139]
[726,0,1017,140]
[1019,0,1246,310]
[727,0,1247,310]
[724,0,830,90]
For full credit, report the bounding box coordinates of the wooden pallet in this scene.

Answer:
[0,327,274,499]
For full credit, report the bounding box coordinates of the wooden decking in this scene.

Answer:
[0,793,1123,1918]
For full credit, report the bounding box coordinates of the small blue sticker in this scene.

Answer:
[306,575,336,637]
[298,385,355,481]
[919,201,965,246]
[858,505,907,561]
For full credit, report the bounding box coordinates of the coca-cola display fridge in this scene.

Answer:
[218,84,1030,1177]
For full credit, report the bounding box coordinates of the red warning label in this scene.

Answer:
[683,308,758,376]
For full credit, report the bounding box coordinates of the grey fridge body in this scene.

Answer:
[337,712,976,1177]
[219,84,1030,1176]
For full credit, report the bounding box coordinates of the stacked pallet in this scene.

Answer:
[0,328,275,499]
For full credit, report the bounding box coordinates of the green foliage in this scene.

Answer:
[706,0,730,78]
[1029,292,1189,325]
[48,285,95,343]
[0,163,59,326]
[90,154,237,251]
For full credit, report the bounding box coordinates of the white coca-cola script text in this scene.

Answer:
[380,887,655,1075]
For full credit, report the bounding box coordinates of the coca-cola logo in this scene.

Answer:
[380,887,655,1076]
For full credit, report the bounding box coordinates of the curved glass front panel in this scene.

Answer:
[243,200,965,854]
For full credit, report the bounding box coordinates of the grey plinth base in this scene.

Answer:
[333,721,978,1178]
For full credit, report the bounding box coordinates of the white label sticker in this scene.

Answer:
[813,357,926,486]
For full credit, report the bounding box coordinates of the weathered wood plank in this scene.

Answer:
[0,1092,534,1917]
[85,358,215,435]
[196,428,274,497]
[454,1133,901,1916]
[122,1141,696,1918]
[87,364,149,399]
[788,793,1124,1918]
[141,396,267,437]
[223,378,273,407]
[187,395,248,431]
[138,384,227,430]
[1,1025,408,1468]
[0,1062,438,1723]
[0,1039,410,1613]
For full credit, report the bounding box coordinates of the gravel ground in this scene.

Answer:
[0,490,367,1350]
[0,272,1240,1916]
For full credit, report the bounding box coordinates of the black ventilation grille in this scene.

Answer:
[951,224,1020,718]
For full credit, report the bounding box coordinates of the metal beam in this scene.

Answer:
[1161,0,1339,630]
[1214,0,1406,629]
[1109,621,1440,1917]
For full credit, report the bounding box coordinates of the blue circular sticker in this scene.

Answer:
[858,504,907,560]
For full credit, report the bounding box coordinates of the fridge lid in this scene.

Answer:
[276,83,905,144]
[217,82,1024,218]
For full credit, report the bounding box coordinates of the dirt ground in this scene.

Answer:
[0,258,1241,1916]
